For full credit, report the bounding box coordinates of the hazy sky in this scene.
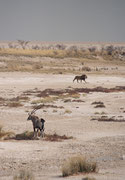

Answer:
[0,0,125,42]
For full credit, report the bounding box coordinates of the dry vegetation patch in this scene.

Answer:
[14,131,33,140]
[0,125,14,140]
[35,87,125,99]
[7,102,23,108]
[32,103,64,110]
[65,109,72,114]
[7,131,73,141]
[91,101,105,108]
[0,95,29,107]
[44,133,73,142]
[62,155,97,177]
[91,116,125,122]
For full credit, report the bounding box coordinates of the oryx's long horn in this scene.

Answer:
[31,108,37,114]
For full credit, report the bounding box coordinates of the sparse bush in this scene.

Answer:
[81,66,91,71]
[65,109,72,114]
[62,155,97,177]
[13,169,35,180]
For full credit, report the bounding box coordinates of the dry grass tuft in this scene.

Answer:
[31,96,58,104]
[65,109,72,114]
[13,169,35,180]
[0,125,14,140]
[62,155,97,177]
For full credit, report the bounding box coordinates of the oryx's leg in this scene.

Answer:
[33,127,36,138]
[36,129,39,138]
[40,128,44,138]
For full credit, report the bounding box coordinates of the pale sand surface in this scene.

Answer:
[0,72,125,180]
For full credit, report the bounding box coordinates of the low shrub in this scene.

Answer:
[65,109,72,114]
[0,125,14,140]
[62,155,97,177]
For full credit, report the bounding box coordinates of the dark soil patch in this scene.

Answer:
[91,101,105,108]
[25,86,125,98]
[8,131,73,141]
[44,133,73,142]
[72,99,85,102]
[32,104,64,109]
[94,104,105,108]
[91,101,104,105]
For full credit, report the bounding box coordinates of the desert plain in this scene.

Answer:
[0,42,125,180]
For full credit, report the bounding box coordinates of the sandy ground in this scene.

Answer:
[0,72,125,180]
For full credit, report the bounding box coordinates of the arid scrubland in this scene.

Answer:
[0,41,125,180]
[0,41,125,74]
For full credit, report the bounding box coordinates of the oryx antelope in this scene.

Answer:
[73,74,87,83]
[27,108,45,139]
